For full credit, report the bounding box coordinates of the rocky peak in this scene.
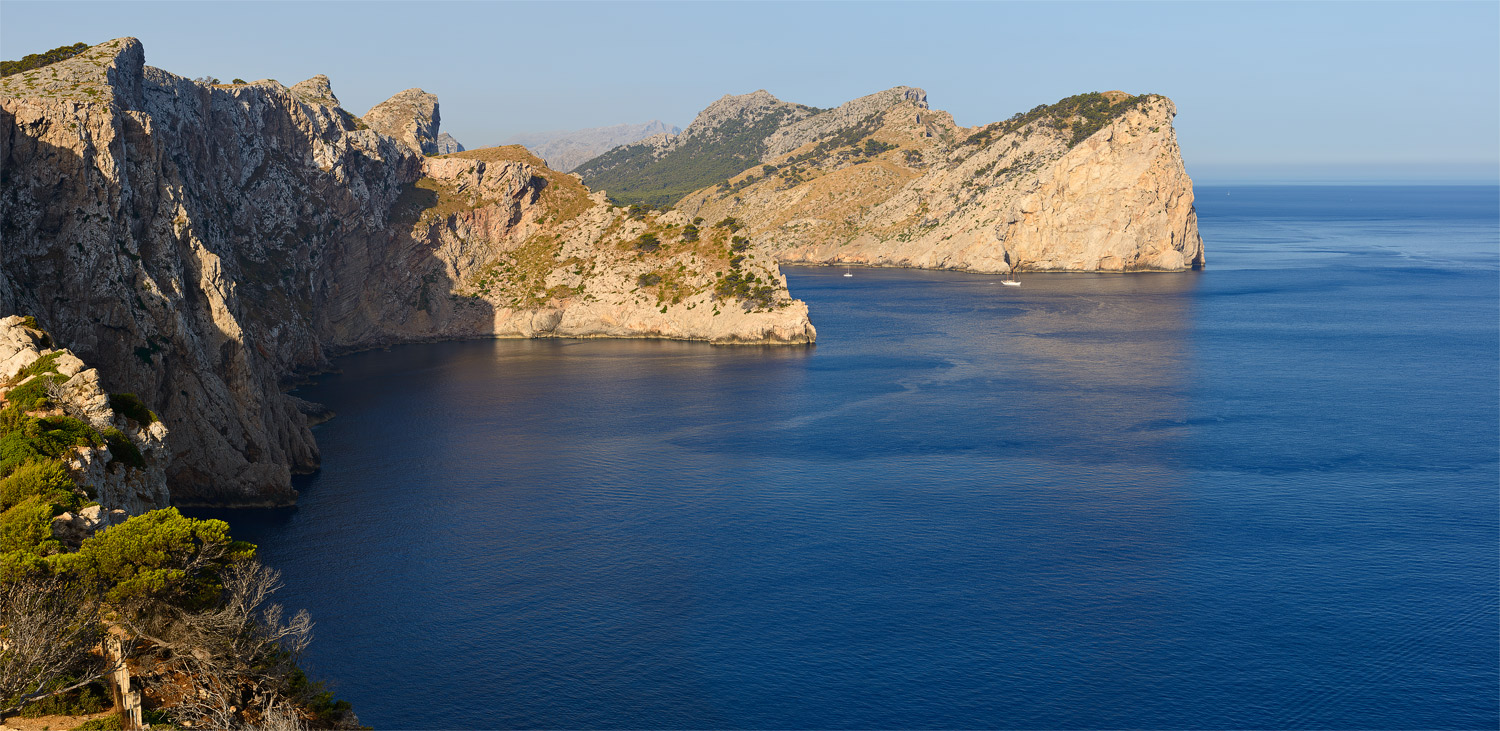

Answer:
[290,74,339,106]
[676,89,814,146]
[762,85,931,160]
[362,87,441,154]
[434,131,465,154]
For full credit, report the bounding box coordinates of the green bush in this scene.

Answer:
[0,459,76,511]
[33,416,103,456]
[632,233,661,252]
[103,428,145,470]
[5,373,65,410]
[19,679,110,717]
[70,716,123,731]
[11,352,61,383]
[108,393,157,425]
[59,508,253,606]
[1,496,60,554]
[637,273,662,287]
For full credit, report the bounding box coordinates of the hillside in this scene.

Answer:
[575,91,821,208]
[670,89,1204,272]
[505,120,680,173]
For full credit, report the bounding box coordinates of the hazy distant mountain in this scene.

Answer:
[504,120,680,173]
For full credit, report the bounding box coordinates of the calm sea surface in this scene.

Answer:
[195,186,1499,729]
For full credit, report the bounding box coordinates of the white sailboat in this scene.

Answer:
[843,264,853,278]
[1000,260,1021,286]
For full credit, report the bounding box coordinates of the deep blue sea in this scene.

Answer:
[195,185,1499,730]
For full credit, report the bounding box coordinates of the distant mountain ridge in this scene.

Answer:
[574,90,823,208]
[504,120,680,172]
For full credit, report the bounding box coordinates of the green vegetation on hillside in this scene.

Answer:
[576,106,811,209]
[964,91,1157,149]
[1,42,90,77]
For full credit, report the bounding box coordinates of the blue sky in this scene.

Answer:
[3,1,1497,183]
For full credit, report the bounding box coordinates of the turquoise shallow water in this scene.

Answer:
[195,185,1499,729]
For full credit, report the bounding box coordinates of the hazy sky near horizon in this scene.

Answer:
[3,1,1497,183]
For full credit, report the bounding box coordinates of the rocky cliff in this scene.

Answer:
[0,39,812,506]
[362,87,441,154]
[675,89,1204,273]
[434,131,465,155]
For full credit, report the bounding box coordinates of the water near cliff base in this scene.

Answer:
[193,186,1498,729]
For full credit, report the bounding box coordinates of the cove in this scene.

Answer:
[192,186,1499,729]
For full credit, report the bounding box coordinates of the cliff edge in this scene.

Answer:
[1,39,813,506]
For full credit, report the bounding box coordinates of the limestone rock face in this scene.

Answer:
[0,40,812,505]
[289,74,339,106]
[762,86,928,159]
[0,316,170,518]
[434,131,465,155]
[676,91,1204,273]
[409,148,815,346]
[362,88,441,154]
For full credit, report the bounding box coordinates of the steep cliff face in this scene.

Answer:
[676,90,1204,272]
[1,39,813,506]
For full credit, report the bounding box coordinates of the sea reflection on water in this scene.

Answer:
[197,228,1495,729]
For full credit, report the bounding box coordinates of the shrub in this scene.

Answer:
[5,374,64,410]
[11,352,62,384]
[637,273,662,287]
[0,459,76,511]
[0,497,59,554]
[103,428,145,470]
[32,416,102,456]
[18,679,109,717]
[61,508,252,606]
[70,716,123,731]
[681,224,699,242]
[632,233,661,252]
[231,78,246,84]
[715,217,741,231]
[108,393,157,425]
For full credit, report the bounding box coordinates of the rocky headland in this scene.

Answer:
[2,39,1201,507]
[1,39,812,506]
[599,88,1204,273]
